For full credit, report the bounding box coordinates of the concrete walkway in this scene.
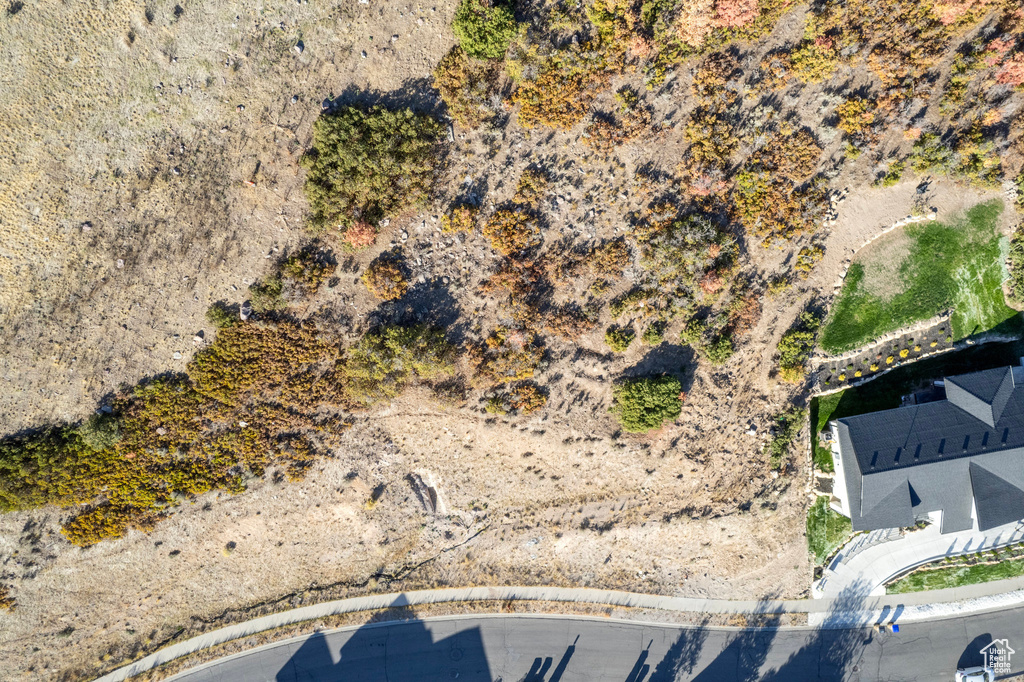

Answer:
[815,516,1024,598]
[95,581,1024,682]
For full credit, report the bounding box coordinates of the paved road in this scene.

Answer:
[168,609,1024,682]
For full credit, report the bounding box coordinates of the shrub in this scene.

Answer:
[642,321,666,345]
[344,221,377,249]
[875,160,905,187]
[482,209,541,255]
[0,585,14,611]
[468,327,545,384]
[703,334,734,364]
[62,504,158,547]
[777,311,820,382]
[765,408,805,470]
[514,169,550,207]
[281,244,336,293]
[509,382,547,414]
[77,412,121,452]
[794,245,824,279]
[604,325,636,352]
[1016,172,1024,212]
[790,39,839,83]
[442,204,478,233]
[1008,224,1024,305]
[513,48,610,129]
[206,301,239,329]
[249,276,285,314]
[452,0,518,60]
[590,238,630,277]
[344,324,456,406]
[545,305,599,340]
[433,46,503,128]
[301,104,443,231]
[585,87,653,154]
[610,375,683,432]
[835,97,876,137]
[362,253,409,301]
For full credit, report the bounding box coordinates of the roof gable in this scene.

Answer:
[970,461,1024,531]
[945,367,1014,427]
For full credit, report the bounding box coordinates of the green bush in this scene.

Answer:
[249,276,285,313]
[604,325,635,352]
[76,412,121,452]
[765,408,804,470]
[875,160,905,187]
[206,301,238,329]
[301,104,443,231]
[641,321,666,345]
[778,311,820,382]
[610,375,683,433]
[281,245,336,293]
[703,334,734,365]
[452,0,518,60]
[1008,225,1024,306]
[344,325,456,406]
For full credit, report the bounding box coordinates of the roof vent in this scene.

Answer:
[1003,428,1010,445]
[982,432,989,448]
[963,435,971,451]
[894,447,902,464]
[913,444,922,461]
[870,451,878,469]
[938,438,945,455]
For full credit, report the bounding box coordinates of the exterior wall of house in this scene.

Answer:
[829,421,851,516]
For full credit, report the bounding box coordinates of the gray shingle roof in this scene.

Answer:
[835,366,1024,533]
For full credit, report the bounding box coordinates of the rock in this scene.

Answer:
[156,427,167,436]
[238,421,248,428]
[236,104,245,112]
[293,41,304,54]
[360,50,367,59]
[116,259,124,269]
[173,352,182,360]
[290,95,298,104]
[239,302,252,321]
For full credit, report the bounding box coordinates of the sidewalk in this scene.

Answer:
[815,515,1024,598]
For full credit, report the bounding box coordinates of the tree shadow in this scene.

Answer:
[364,278,468,344]
[622,344,696,388]
[323,79,445,118]
[758,579,877,682]
[275,601,491,682]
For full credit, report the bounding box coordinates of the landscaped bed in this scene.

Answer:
[819,200,1021,354]
[807,496,853,565]
[811,337,1024,458]
[887,552,1024,594]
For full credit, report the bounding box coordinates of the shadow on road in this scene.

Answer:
[274,601,491,682]
[274,582,884,682]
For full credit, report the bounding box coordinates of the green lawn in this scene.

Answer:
[807,496,852,565]
[809,392,840,472]
[887,556,1024,594]
[819,200,1020,353]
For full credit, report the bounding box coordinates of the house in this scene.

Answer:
[829,365,1024,534]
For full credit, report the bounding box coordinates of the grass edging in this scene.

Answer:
[886,545,1024,595]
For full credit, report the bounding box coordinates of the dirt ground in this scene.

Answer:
[0,0,1020,680]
